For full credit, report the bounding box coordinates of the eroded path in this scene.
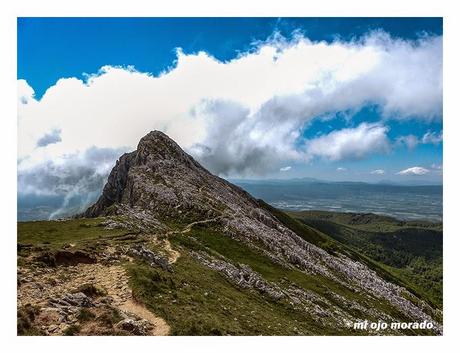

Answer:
[120,299,170,335]
[18,251,172,335]
[162,238,180,263]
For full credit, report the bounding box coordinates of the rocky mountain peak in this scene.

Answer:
[134,130,196,166]
[82,130,252,221]
[80,131,441,334]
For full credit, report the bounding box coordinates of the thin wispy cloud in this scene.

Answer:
[422,131,443,144]
[396,135,419,150]
[396,130,443,150]
[36,128,62,148]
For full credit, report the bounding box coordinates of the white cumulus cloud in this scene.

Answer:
[280,166,292,172]
[18,31,442,197]
[306,123,390,161]
[396,166,430,176]
[370,169,385,175]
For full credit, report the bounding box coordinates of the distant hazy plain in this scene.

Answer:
[235,181,442,222]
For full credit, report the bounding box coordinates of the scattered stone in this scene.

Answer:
[191,251,285,300]
[128,244,173,272]
[116,318,152,335]
[100,296,114,305]
[49,292,93,308]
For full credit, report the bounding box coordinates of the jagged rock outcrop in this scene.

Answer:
[82,131,442,333]
[191,250,285,300]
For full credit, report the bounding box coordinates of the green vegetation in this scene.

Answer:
[63,325,81,336]
[17,218,131,249]
[17,217,140,270]
[288,210,443,308]
[174,225,362,303]
[258,200,339,253]
[288,210,442,232]
[260,202,426,297]
[128,254,342,335]
[127,223,428,335]
[17,211,441,335]
[75,284,107,298]
[97,307,124,327]
[77,308,96,322]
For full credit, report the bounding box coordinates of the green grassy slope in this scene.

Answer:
[128,255,341,335]
[286,210,443,308]
[17,215,440,335]
[17,218,132,249]
[129,224,427,335]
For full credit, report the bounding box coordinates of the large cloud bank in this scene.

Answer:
[18,31,442,213]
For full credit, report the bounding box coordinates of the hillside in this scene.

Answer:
[287,210,442,308]
[17,131,442,336]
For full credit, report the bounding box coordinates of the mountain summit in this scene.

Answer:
[83,130,260,223]
[80,130,441,334]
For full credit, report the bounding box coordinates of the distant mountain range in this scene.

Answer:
[231,178,442,222]
[229,177,442,187]
[375,179,443,186]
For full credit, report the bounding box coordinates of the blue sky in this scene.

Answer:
[18,17,442,99]
[18,17,443,198]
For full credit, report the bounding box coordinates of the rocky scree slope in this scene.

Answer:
[82,131,442,334]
